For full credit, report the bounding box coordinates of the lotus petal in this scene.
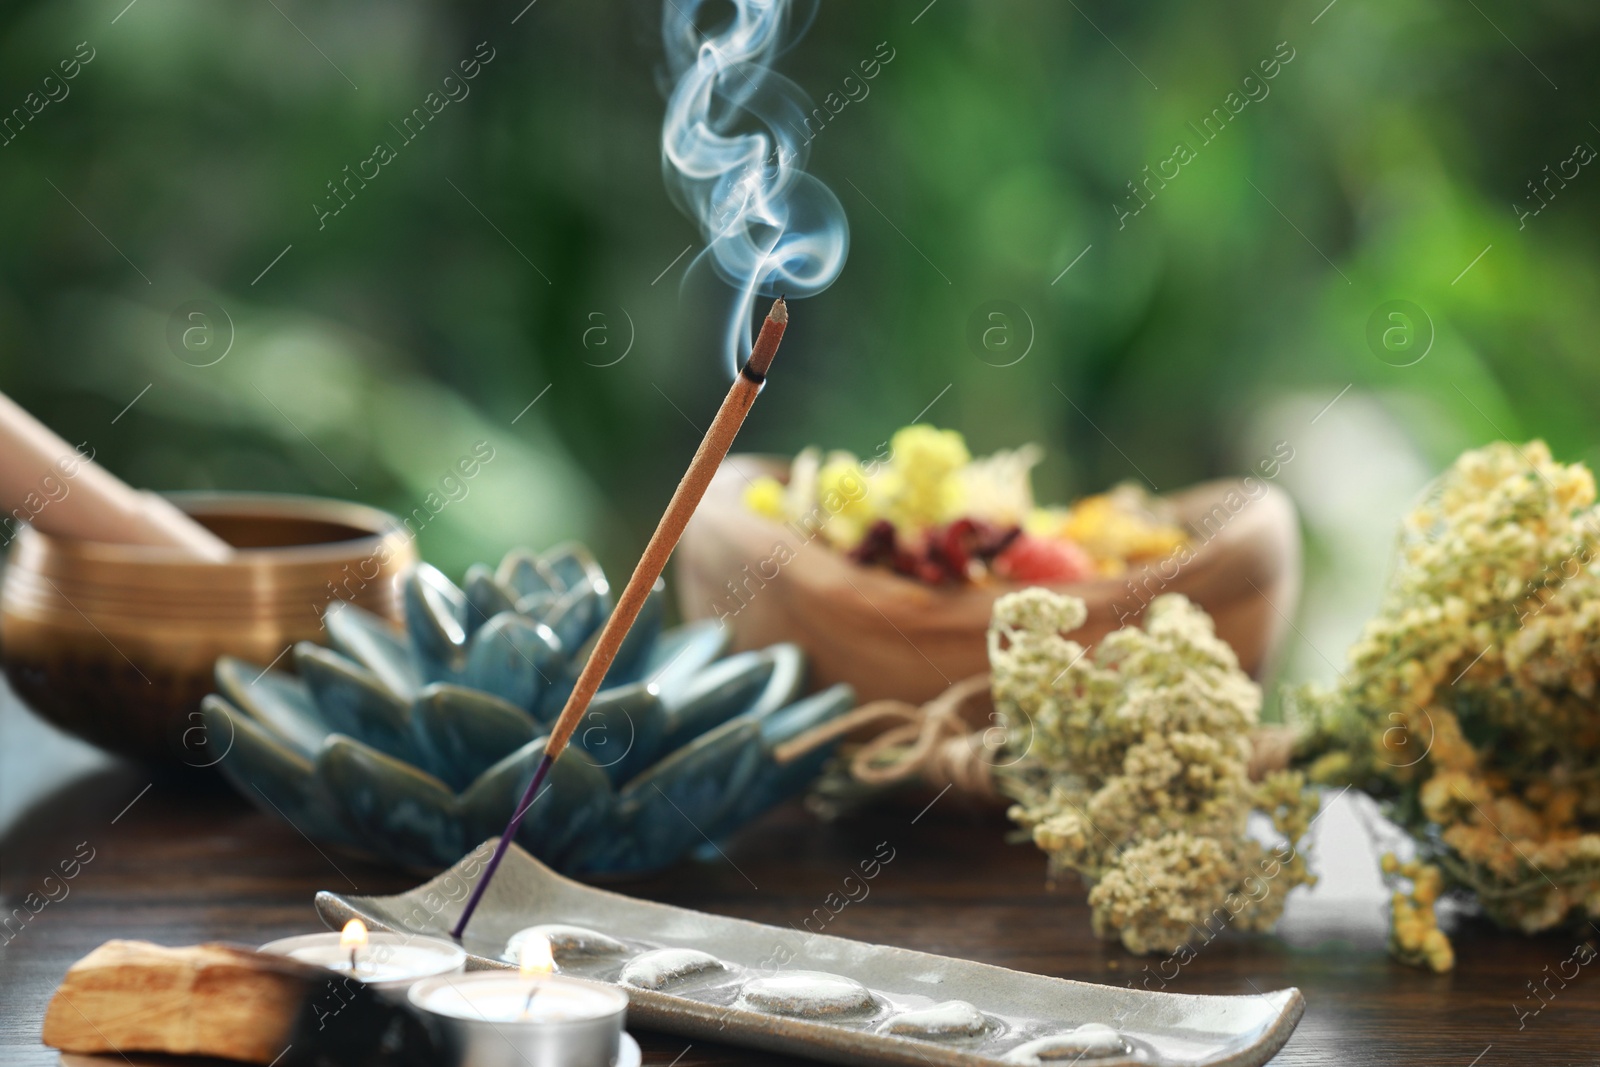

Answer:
[742,642,806,720]
[537,584,668,718]
[496,547,561,600]
[640,619,730,703]
[539,542,606,598]
[659,649,778,754]
[544,581,605,653]
[203,696,358,846]
[457,740,615,871]
[710,685,855,838]
[604,718,766,874]
[462,563,516,638]
[514,591,557,618]
[411,683,539,792]
[295,643,418,764]
[214,656,327,758]
[571,682,667,786]
[462,613,563,712]
[325,601,422,700]
[405,563,470,681]
[318,735,464,868]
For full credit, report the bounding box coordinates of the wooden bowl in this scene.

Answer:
[0,493,416,765]
[675,456,1302,705]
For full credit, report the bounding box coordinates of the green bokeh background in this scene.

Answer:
[3,0,1597,690]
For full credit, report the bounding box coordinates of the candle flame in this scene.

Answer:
[518,933,554,979]
[340,918,369,952]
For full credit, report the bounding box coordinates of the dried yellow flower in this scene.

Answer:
[883,424,970,534]
[1058,487,1188,564]
[743,476,788,520]
[1384,855,1454,972]
[816,454,877,549]
[1295,440,1600,969]
[994,589,1320,955]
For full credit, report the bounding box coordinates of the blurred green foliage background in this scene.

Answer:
[2,0,1597,689]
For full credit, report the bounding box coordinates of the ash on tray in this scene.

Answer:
[502,923,1136,1059]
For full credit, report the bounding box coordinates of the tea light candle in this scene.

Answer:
[407,935,629,1067]
[260,918,466,993]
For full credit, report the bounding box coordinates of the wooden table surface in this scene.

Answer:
[2,683,1594,1067]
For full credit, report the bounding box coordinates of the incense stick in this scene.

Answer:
[451,296,789,939]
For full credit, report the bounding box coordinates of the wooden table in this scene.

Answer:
[2,684,1593,1066]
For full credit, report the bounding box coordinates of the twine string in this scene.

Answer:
[775,674,1000,799]
[777,674,1299,800]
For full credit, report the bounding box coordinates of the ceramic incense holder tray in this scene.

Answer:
[318,842,1302,1067]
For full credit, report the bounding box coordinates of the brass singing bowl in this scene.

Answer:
[0,494,416,766]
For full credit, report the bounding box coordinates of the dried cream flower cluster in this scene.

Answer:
[992,588,1319,955]
[1297,440,1600,970]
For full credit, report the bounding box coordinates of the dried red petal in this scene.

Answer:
[994,533,1095,583]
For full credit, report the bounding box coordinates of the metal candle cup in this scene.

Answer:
[408,972,628,1067]
[258,930,466,994]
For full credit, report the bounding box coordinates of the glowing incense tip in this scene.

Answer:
[744,298,787,378]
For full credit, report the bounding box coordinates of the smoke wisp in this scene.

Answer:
[661,0,849,376]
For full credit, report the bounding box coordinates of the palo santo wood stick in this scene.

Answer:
[451,296,790,938]
[44,941,304,1062]
[43,940,439,1066]
[0,389,232,560]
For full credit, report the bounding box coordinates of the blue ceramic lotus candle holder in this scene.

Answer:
[202,544,854,875]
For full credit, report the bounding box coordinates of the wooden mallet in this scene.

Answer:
[0,389,231,559]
